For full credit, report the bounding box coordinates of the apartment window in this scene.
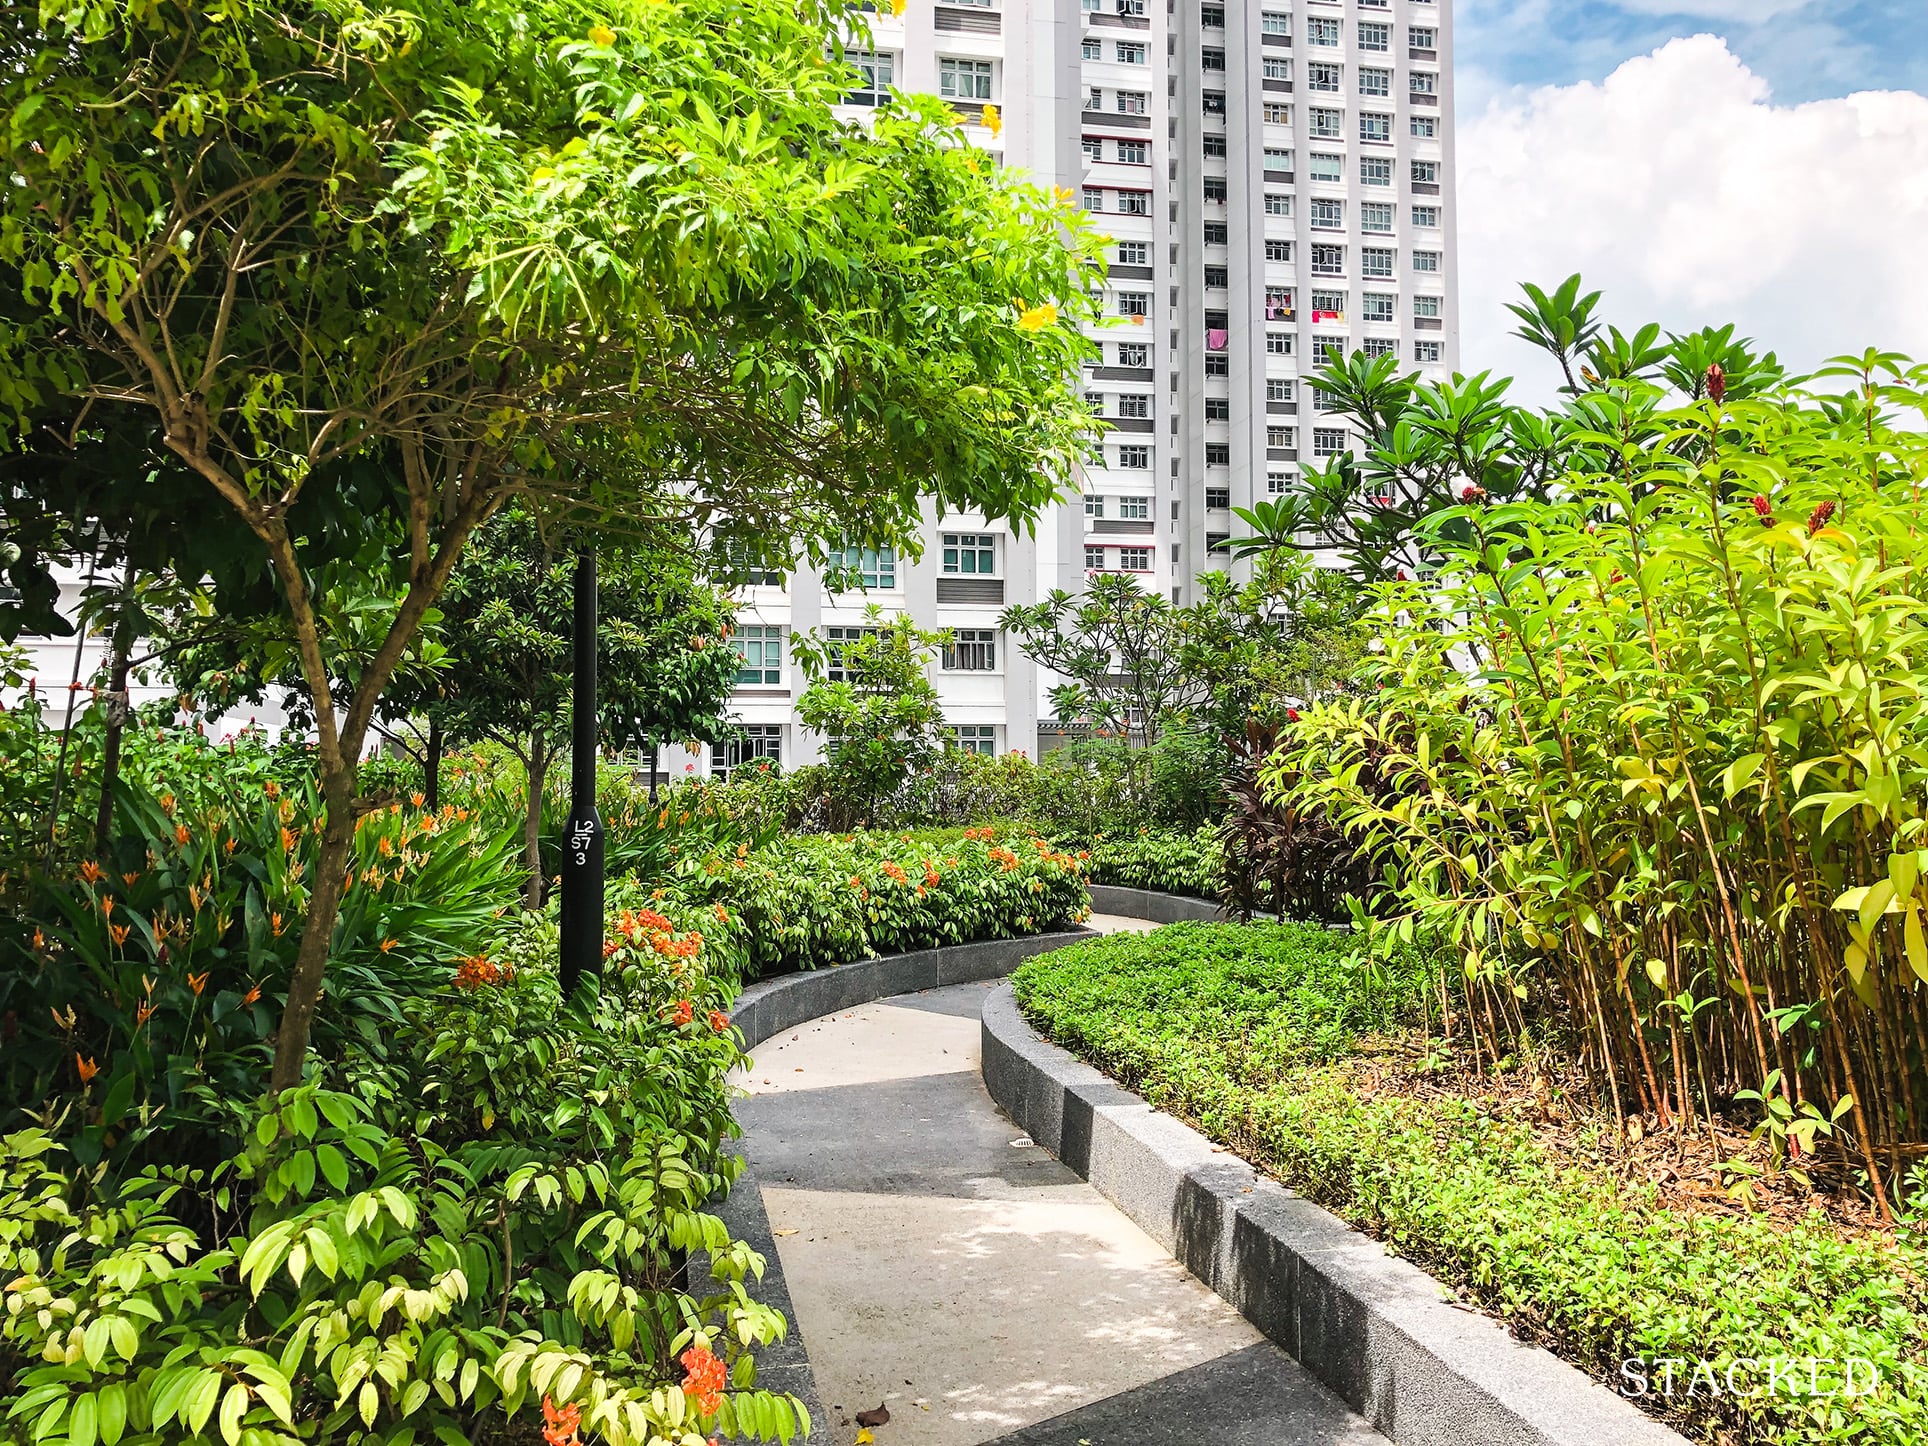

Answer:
[717,538,784,588]
[1116,41,1146,63]
[1307,62,1340,92]
[1201,2,1226,24]
[1263,102,1292,124]
[1262,10,1290,34]
[1361,156,1392,187]
[1205,486,1231,509]
[1313,427,1349,457]
[1310,197,1344,229]
[1085,493,1105,517]
[1118,90,1149,114]
[1363,293,1396,323]
[1206,442,1231,464]
[1414,339,1443,362]
[1357,22,1389,51]
[1203,90,1227,115]
[1361,246,1395,277]
[1308,107,1343,139]
[1266,425,1292,448]
[823,625,880,681]
[1311,289,1347,318]
[712,726,782,779]
[1203,133,1228,158]
[847,51,895,97]
[1204,264,1229,288]
[943,629,999,671]
[1312,387,1345,411]
[1359,68,1390,97]
[1361,202,1394,232]
[1118,0,1146,13]
[1265,239,1294,263]
[733,625,785,686]
[1119,393,1150,419]
[1202,47,1227,71]
[953,723,998,755]
[1310,243,1345,274]
[1266,379,1294,401]
[1308,16,1341,45]
[1411,71,1438,96]
[1084,389,1103,412]
[1265,57,1295,82]
[1085,87,1105,111]
[1117,290,1149,317]
[1264,192,1292,216]
[1309,153,1342,182]
[1119,547,1153,572]
[1203,176,1227,203]
[1266,331,1293,354]
[1118,444,1151,468]
[1083,0,1100,10]
[1411,115,1438,138]
[1083,187,1105,211]
[1119,495,1150,519]
[1082,136,1103,161]
[1118,190,1149,215]
[942,532,998,575]
[1413,250,1440,272]
[1205,354,1229,377]
[826,544,896,590]
[1266,471,1291,494]
[1413,295,1441,319]
[1116,240,1149,266]
[1359,112,1391,143]
[1411,26,1437,50]
[1263,146,1293,172]
[1118,341,1149,366]
[1413,159,1440,185]
[940,58,994,100]
[1361,338,1397,357]
[1082,37,1102,60]
[1204,396,1230,420]
[1085,545,1108,571]
[1118,139,1148,164]
[1413,205,1440,227]
[1204,221,1229,244]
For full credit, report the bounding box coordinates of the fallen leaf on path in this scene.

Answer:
[856,1432,874,1445]
[856,1404,890,1428]
[774,1228,799,1236]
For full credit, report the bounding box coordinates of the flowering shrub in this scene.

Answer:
[1078,824,1223,901]
[676,827,1091,977]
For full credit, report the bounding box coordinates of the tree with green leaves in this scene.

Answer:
[2,0,1102,1088]
[791,609,949,830]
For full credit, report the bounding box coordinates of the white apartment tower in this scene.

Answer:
[701,0,1458,779]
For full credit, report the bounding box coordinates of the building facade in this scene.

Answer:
[707,0,1461,779]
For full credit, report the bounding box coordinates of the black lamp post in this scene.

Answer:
[558,548,604,998]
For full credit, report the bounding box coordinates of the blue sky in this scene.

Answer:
[1457,0,1928,113]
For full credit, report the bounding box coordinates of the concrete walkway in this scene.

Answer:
[731,917,1384,1446]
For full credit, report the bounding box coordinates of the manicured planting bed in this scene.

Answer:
[1012,924,1928,1446]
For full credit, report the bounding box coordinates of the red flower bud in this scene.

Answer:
[1706,363,1726,404]
[1807,500,1837,534]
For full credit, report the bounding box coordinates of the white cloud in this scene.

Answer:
[1457,35,1928,397]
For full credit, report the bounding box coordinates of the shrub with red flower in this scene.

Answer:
[680,1344,727,1416]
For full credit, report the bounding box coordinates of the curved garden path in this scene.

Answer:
[731,916,1386,1446]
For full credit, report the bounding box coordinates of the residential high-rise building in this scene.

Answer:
[704,0,1460,779]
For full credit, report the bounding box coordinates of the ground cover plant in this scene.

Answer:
[1014,926,1928,1446]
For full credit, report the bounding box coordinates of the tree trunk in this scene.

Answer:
[648,742,659,804]
[424,716,444,812]
[93,606,136,857]
[524,735,549,911]
[270,757,358,1092]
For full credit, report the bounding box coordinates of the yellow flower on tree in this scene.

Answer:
[588,23,616,45]
[1016,302,1058,332]
[889,0,907,14]
[982,103,1002,137]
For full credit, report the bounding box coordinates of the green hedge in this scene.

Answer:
[1078,824,1224,901]
[1014,925,1928,1446]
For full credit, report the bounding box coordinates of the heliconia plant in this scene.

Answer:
[1270,347,1928,1215]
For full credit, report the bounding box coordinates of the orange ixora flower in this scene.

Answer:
[679,1344,727,1417]
[540,1397,582,1446]
[75,1054,99,1084]
[452,955,506,990]
[708,1010,729,1033]
[669,999,694,1027]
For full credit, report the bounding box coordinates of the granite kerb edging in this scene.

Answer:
[978,982,1689,1446]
